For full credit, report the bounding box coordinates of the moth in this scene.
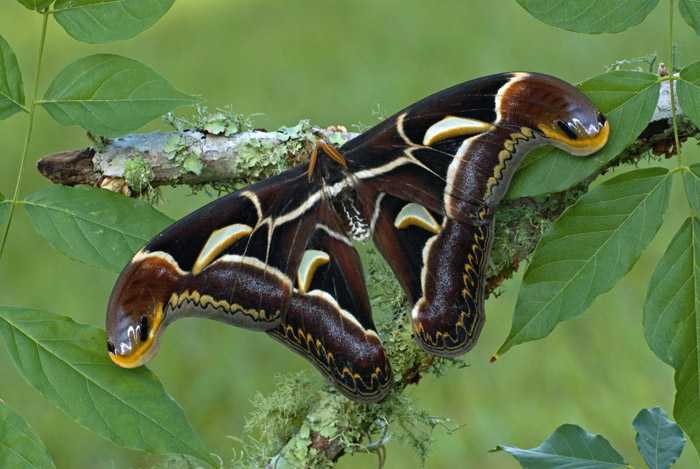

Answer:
[106,72,609,402]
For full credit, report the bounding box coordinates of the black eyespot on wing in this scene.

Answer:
[139,316,149,342]
[107,341,116,353]
[556,120,578,140]
[597,113,607,125]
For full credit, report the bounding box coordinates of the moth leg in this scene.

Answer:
[412,212,494,356]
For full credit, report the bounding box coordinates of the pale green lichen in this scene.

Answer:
[164,134,205,176]
[230,119,325,189]
[164,105,255,136]
[123,155,153,193]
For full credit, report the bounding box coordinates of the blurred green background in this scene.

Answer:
[1,1,699,468]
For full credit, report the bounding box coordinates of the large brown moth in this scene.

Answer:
[107,72,609,402]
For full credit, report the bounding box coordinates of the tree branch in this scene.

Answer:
[36,78,698,468]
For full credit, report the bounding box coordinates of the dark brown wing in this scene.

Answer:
[268,195,392,403]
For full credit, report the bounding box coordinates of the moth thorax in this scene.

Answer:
[337,191,369,241]
[345,200,370,241]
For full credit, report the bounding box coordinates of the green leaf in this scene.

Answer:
[509,71,660,198]
[498,168,671,356]
[682,163,700,213]
[515,0,659,34]
[680,0,700,35]
[495,424,626,468]
[644,217,700,455]
[54,0,175,44]
[40,54,198,137]
[677,62,700,130]
[16,0,54,11]
[0,34,26,119]
[0,401,55,469]
[0,306,214,466]
[23,185,172,272]
[633,407,685,469]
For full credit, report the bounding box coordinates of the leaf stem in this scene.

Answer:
[0,10,50,264]
[668,0,682,166]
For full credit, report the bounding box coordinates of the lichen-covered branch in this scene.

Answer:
[37,111,353,195]
[36,84,699,468]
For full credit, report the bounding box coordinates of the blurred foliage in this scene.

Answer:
[2,1,700,468]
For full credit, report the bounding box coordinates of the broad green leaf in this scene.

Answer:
[0,401,55,469]
[682,163,700,213]
[509,71,660,198]
[495,424,626,468]
[644,217,700,454]
[16,0,53,11]
[498,168,671,356]
[680,0,700,36]
[633,407,685,469]
[516,0,659,34]
[0,35,26,119]
[23,185,171,272]
[677,62,700,130]
[54,0,175,44]
[0,306,214,466]
[40,54,197,137]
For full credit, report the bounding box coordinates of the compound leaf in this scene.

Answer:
[515,0,659,34]
[495,424,626,468]
[498,168,671,356]
[682,163,700,213]
[24,185,171,272]
[0,34,26,119]
[644,217,700,456]
[680,0,700,36]
[0,401,55,469]
[16,0,54,11]
[0,306,213,466]
[40,54,197,137]
[677,62,700,130]
[633,407,685,469]
[54,0,175,44]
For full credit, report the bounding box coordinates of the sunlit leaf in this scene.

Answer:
[16,0,54,11]
[0,306,214,466]
[24,185,172,272]
[0,34,26,119]
[495,424,626,468]
[40,54,197,137]
[633,407,685,469]
[54,0,175,44]
[644,217,700,456]
[509,71,660,198]
[677,62,700,130]
[515,0,659,34]
[682,163,700,213]
[0,401,55,469]
[680,0,700,36]
[498,168,671,356]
